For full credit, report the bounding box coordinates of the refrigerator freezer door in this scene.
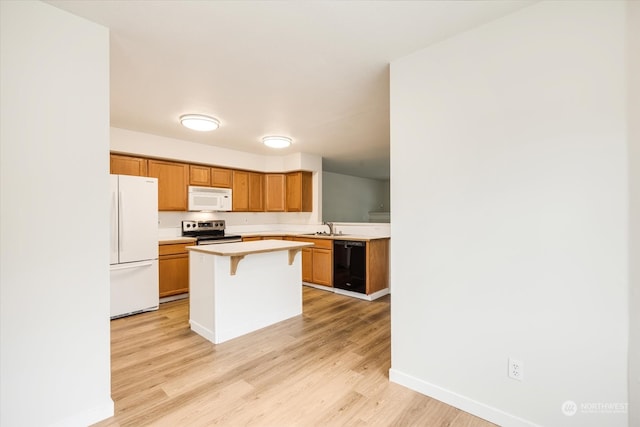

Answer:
[117,175,158,263]
[110,259,159,318]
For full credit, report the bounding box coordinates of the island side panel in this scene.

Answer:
[189,251,216,342]
[212,250,302,344]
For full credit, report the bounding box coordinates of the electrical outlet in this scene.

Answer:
[508,358,523,381]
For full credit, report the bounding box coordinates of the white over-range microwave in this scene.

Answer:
[188,186,232,211]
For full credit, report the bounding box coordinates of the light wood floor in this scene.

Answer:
[93,287,496,427]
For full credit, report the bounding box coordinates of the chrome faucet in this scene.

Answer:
[324,221,334,235]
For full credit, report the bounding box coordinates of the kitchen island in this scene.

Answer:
[187,240,313,344]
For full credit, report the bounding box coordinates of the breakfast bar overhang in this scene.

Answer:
[187,240,314,344]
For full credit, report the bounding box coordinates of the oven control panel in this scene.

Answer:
[182,220,226,233]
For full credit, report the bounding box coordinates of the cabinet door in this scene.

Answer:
[211,168,233,188]
[265,174,286,212]
[301,247,313,283]
[148,160,189,211]
[232,170,249,211]
[110,154,147,176]
[312,248,333,286]
[189,165,211,186]
[286,171,312,212]
[159,253,189,297]
[248,172,264,212]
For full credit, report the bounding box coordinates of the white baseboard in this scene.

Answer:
[303,282,390,301]
[302,282,333,292]
[388,369,540,427]
[189,319,215,343]
[49,399,114,427]
[334,287,389,301]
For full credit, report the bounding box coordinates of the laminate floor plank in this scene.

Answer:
[92,286,497,427]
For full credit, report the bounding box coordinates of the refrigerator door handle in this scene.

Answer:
[111,187,118,260]
[110,261,154,271]
[118,190,124,253]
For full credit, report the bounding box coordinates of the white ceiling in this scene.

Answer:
[48,0,534,180]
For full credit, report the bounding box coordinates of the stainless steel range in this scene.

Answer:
[181,220,242,245]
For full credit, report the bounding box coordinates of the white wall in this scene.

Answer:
[0,2,112,426]
[322,171,390,222]
[627,1,640,425]
[111,127,323,226]
[390,2,629,427]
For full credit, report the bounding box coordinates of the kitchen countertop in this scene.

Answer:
[237,231,389,242]
[159,232,389,244]
[159,237,197,245]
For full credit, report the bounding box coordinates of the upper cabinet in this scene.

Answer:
[233,170,264,212]
[189,165,211,186]
[232,170,249,211]
[265,174,286,212]
[110,152,310,213]
[110,154,147,176]
[211,167,233,188]
[248,172,264,212]
[286,171,312,212]
[148,160,189,211]
[189,165,233,188]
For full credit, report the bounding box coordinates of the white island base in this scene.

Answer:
[187,240,313,344]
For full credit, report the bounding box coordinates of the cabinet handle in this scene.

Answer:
[110,261,154,271]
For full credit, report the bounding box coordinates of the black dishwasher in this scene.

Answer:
[333,240,366,294]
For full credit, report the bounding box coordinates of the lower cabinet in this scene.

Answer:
[159,242,190,297]
[365,239,390,295]
[295,237,333,287]
[301,247,313,282]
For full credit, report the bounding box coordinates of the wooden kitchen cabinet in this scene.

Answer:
[159,243,190,297]
[190,165,233,188]
[232,170,249,211]
[366,238,390,294]
[295,237,333,287]
[301,247,313,282]
[211,167,233,188]
[148,160,189,211]
[110,154,147,176]
[232,170,264,212]
[286,171,312,212]
[189,165,211,186]
[265,174,286,212]
[242,236,261,242]
[248,172,264,211]
[311,248,332,286]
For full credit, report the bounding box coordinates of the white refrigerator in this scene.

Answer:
[110,174,159,318]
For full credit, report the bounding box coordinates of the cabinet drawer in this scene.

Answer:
[295,237,333,249]
[159,243,190,256]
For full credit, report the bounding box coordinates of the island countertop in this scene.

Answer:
[186,240,313,257]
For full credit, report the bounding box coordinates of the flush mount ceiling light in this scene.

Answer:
[262,136,292,149]
[180,114,220,131]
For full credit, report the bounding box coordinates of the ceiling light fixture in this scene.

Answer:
[262,136,292,149]
[180,114,220,131]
